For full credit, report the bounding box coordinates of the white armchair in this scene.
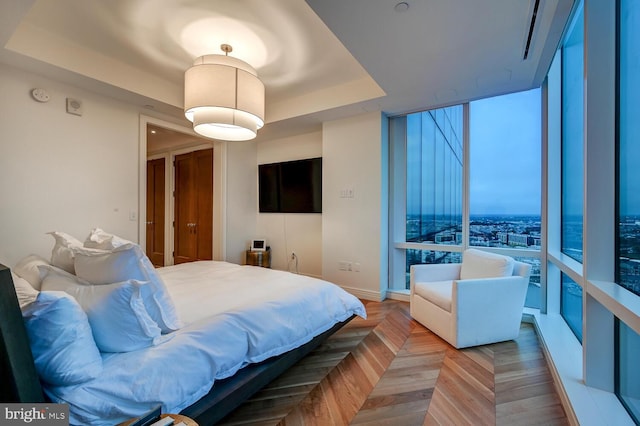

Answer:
[409,249,532,348]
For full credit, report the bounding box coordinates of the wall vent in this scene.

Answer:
[523,0,541,60]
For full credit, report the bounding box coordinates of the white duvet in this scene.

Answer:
[45,261,366,425]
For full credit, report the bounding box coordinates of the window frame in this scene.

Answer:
[389,96,543,298]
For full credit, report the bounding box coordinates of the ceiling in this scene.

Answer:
[0,0,573,145]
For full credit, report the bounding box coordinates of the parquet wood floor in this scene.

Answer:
[218,299,569,426]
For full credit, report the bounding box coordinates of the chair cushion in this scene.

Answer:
[460,249,514,280]
[414,280,453,312]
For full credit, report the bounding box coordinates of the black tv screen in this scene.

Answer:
[259,158,322,213]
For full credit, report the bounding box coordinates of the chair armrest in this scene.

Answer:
[410,263,462,294]
[513,261,532,281]
[452,276,529,347]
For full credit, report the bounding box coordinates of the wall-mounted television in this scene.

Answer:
[259,157,322,213]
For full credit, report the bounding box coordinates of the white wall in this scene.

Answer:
[225,141,258,265]
[0,63,240,269]
[256,131,323,276]
[322,112,388,301]
[0,62,391,303]
[0,63,141,266]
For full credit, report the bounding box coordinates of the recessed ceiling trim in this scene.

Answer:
[6,22,183,107]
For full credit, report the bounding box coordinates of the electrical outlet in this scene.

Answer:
[291,252,296,260]
[339,261,354,271]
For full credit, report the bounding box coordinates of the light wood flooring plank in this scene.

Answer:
[426,349,496,425]
[278,308,413,425]
[217,301,568,426]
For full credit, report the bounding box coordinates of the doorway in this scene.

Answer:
[146,158,165,267]
[140,116,226,266]
[174,148,213,264]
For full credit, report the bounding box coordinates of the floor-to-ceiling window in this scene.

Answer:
[469,89,542,308]
[543,0,639,422]
[406,107,463,246]
[617,320,640,423]
[616,0,640,421]
[561,272,583,342]
[560,2,584,336]
[401,106,463,286]
[561,3,584,265]
[618,0,640,299]
[389,91,542,304]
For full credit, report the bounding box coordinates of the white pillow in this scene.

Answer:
[73,244,182,333]
[40,265,163,353]
[38,263,92,287]
[84,227,131,250]
[22,291,103,385]
[459,249,515,280]
[13,254,50,290]
[11,271,38,309]
[48,231,83,274]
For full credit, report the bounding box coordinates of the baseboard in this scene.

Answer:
[340,286,386,302]
[384,291,410,303]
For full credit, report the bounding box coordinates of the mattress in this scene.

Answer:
[45,261,366,425]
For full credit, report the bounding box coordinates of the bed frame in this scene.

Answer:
[0,263,354,424]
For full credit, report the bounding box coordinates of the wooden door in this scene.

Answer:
[174,148,213,264]
[146,158,165,267]
[194,149,213,260]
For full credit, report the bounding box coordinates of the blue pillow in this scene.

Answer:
[22,291,103,386]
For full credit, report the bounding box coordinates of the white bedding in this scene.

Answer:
[44,261,366,425]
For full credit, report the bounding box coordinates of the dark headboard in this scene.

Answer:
[0,264,45,402]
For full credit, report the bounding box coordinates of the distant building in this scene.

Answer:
[435,230,456,243]
[494,231,538,247]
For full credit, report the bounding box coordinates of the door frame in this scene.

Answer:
[139,115,227,265]
[145,156,167,266]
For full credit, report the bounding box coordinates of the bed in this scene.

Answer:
[0,236,365,425]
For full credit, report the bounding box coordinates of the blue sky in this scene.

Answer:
[620,0,640,216]
[469,88,542,216]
